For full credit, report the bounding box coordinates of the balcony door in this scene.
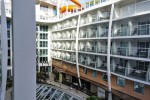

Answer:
[120,42,128,55]
[137,42,149,58]
[136,61,149,71]
[120,59,127,67]
[138,21,150,35]
[121,24,129,36]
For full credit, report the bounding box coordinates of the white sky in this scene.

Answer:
[80,0,89,4]
[67,0,90,4]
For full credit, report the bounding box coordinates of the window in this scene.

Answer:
[117,77,125,87]
[40,25,48,32]
[39,41,48,47]
[40,5,48,12]
[7,20,10,29]
[8,40,10,47]
[7,30,10,38]
[102,73,107,81]
[40,57,48,63]
[92,70,97,78]
[39,49,48,56]
[134,82,144,94]
[40,33,48,39]
[7,59,11,66]
[84,68,88,74]
[8,50,10,57]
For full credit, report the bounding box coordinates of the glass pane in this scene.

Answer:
[117,77,125,87]
[134,82,144,94]
[51,90,63,100]
[60,93,71,100]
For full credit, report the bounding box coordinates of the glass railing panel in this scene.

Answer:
[97,46,107,54]
[96,63,107,70]
[111,47,129,56]
[112,26,130,37]
[128,68,147,81]
[129,47,150,59]
[111,64,126,76]
[87,61,97,68]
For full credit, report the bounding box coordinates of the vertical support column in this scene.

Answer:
[12,0,36,99]
[1,0,8,99]
[107,3,114,95]
[76,14,81,87]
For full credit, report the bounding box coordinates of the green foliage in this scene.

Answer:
[36,72,49,83]
[6,77,13,90]
[86,96,102,100]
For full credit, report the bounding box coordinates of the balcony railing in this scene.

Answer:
[52,55,62,60]
[79,46,107,54]
[114,0,150,19]
[111,64,150,82]
[51,45,62,50]
[88,61,97,68]
[91,14,98,22]
[111,47,150,59]
[79,31,88,38]
[52,34,76,40]
[81,14,110,25]
[62,56,76,63]
[111,64,127,76]
[79,29,108,38]
[112,24,150,37]
[96,63,107,70]
[79,58,88,66]
[85,0,109,8]
[78,59,97,68]
[128,68,148,81]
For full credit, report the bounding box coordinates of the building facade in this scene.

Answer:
[51,0,150,100]
[2,0,150,99]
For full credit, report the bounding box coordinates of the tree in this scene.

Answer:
[36,72,49,83]
[86,96,102,100]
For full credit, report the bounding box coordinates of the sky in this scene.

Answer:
[80,0,89,4]
[67,0,90,4]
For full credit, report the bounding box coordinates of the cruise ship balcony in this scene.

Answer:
[79,58,97,69]
[79,54,99,68]
[62,56,76,63]
[78,58,88,67]
[111,65,150,82]
[79,45,107,54]
[52,51,62,60]
[112,24,150,37]
[79,29,108,38]
[128,68,148,81]
[85,0,109,8]
[51,42,62,50]
[61,52,76,63]
[96,61,107,71]
[114,0,150,19]
[111,64,127,76]
[60,42,75,51]
[82,12,110,25]
[111,47,150,59]
[110,58,150,82]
